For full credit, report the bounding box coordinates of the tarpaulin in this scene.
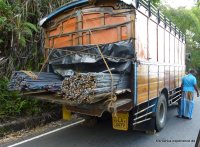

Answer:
[49,39,134,63]
[48,39,135,75]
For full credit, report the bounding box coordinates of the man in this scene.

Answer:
[177,69,199,120]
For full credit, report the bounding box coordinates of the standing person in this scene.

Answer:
[177,69,199,119]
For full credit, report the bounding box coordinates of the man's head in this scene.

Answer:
[189,69,197,75]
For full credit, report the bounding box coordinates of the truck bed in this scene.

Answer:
[23,91,133,117]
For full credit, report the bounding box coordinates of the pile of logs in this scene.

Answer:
[8,71,62,92]
[61,73,130,105]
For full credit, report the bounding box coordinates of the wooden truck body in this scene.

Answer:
[39,0,185,131]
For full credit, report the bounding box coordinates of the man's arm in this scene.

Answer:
[193,76,199,97]
[181,77,184,92]
[181,83,183,91]
[194,84,199,97]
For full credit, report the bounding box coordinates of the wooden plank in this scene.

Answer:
[77,13,83,45]
[117,26,121,41]
[62,17,77,34]
[100,13,105,26]
[131,15,135,40]
[138,93,148,104]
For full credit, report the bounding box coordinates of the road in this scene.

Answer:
[3,97,200,147]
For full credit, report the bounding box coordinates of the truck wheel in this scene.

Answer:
[155,94,167,131]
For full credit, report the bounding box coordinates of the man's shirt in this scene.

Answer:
[182,74,197,92]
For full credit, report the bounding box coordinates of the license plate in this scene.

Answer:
[112,112,129,131]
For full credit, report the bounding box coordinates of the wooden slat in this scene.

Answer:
[77,13,83,45]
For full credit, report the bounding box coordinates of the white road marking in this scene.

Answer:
[8,119,85,147]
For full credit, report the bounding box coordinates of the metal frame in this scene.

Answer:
[135,0,185,42]
[132,100,157,126]
[40,0,89,27]
[133,63,138,106]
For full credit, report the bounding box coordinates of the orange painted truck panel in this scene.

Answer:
[45,11,129,48]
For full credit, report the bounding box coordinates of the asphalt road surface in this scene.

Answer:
[3,96,200,147]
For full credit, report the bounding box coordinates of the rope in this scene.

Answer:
[20,70,38,80]
[80,11,117,115]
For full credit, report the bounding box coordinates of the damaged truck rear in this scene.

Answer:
[9,0,186,131]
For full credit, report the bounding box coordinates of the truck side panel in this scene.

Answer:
[135,7,185,105]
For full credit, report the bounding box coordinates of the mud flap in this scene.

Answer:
[132,114,156,133]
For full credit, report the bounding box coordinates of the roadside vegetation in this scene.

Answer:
[0,78,43,123]
[0,0,71,123]
[160,2,200,83]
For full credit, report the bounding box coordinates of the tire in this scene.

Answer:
[155,94,167,132]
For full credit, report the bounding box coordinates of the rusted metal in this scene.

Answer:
[61,72,130,105]
[8,71,62,92]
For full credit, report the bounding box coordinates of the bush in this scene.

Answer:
[0,78,43,122]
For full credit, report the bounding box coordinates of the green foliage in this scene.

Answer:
[0,78,43,120]
[0,0,70,122]
[161,3,200,86]
[161,7,200,46]
[151,0,160,6]
[0,0,72,77]
[24,22,38,33]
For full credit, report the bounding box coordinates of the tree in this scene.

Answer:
[151,0,160,5]
[161,6,200,50]
[161,3,200,83]
[0,0,72,77]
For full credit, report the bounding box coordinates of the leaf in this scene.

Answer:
[0,17,7,24]
[24,22,38,32]
[19,36,26,47]
[151,0,160,6]
[23,27,33,36]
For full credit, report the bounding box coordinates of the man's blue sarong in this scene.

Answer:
[178,92,194,119]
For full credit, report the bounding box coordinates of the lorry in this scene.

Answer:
[12,0,186,132]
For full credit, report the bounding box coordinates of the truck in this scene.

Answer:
[11,0,186,132]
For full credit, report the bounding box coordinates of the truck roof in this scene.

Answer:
[40,0,185,40]
[39,0,89,27]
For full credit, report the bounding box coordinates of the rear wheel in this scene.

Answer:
[155,94,167,131]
